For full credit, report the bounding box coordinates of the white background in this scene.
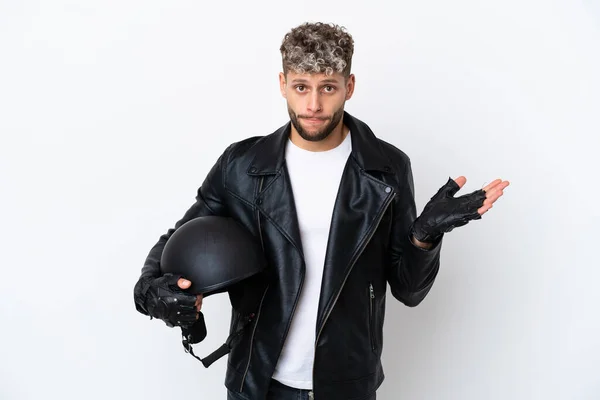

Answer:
[1,1,599,399]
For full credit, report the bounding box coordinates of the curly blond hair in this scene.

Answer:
[280,22,354,77]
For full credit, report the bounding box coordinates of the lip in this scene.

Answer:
[303,118,326,124]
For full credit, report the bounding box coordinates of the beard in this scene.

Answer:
[287,105,345,142]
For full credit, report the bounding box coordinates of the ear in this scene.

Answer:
[345,74,355,100]
[279,72,287,98]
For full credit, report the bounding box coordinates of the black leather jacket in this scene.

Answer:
[135,112,443,400]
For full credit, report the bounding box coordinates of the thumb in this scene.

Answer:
[177,278,192,289]
[452,176,467,190]
[437,176,461,198]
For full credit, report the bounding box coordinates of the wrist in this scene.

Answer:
[411,234,434,249]
[410,219,441,246]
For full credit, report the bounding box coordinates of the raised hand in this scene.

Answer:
[411,176,510,244]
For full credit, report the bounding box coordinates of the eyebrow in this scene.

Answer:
[290,78,341,85]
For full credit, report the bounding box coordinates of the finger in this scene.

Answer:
[176,311,199,323]
[177,278,191,289]
[499,181,510,190]
[174,292,198,306]
[483,179,510,194]
[483,179,509,194]
[483,191,501,205]
[176,302,197,311]
[484,188,505,205]
[484,181,510,200]
[482,179,502,193]
[453,176,467,189]
[478,203,493,215]
[195,294,203,311]
[490,180,510,193]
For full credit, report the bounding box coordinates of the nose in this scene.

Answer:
[307,92,322,113]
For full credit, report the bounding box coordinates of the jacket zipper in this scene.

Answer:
[368,282,376,351]
[257,177,265,251]
[239,284,269,391]
[312,190,396,397]
[240,176,267,391]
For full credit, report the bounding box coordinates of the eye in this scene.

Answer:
[295,85,306,92]
[323,85,335,93]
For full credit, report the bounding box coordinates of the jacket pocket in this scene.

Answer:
[368,282,377,352]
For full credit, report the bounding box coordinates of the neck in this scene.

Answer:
[289,119,349,152]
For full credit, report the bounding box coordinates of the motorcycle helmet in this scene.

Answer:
[160,216,268,367]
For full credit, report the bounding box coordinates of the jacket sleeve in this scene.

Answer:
[386,159,443,307]
[134,147,231,315]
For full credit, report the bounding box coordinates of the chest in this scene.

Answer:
[285,156,348,236]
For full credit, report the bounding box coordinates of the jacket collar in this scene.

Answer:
[247,111,393,176]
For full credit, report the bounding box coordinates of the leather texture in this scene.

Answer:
[411,177,486,243]
[135,273,198,328]
[134,112,443,400]
[181,312,207,344]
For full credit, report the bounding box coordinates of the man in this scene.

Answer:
[133,22,509,400]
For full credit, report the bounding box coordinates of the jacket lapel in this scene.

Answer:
[316,159,396,330]
[316,113,397,331]
[255,166,304,259]
[247,122,304,259]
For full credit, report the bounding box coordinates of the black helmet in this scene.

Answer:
[160,216,268,367]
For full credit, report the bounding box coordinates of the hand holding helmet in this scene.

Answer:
[157,216,269,368]
[143,273,200,328]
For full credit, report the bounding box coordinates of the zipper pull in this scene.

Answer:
[369,283,375,299]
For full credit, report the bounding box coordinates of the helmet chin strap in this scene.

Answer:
[181,312,256,368]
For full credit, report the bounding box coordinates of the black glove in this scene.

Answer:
[181,312,207,344]
[137,273,199,328]
[411,177,487,243]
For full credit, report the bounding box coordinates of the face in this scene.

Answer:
[279,71,355,142]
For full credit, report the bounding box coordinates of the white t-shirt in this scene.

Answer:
[272,131,352,389]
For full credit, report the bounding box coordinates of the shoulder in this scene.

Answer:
[368,134,413,182]
[376,138,411,167]
[372,138,416,197]
[222,135,266,163]
[345,112,411,175]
